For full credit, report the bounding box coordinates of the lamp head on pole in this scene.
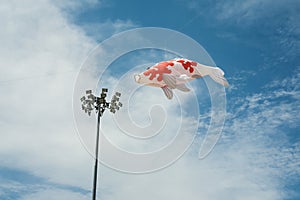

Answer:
[80,88,122,116]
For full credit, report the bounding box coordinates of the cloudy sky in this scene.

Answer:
[0,0,299,199]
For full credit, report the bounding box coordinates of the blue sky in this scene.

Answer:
[0,0,299,199]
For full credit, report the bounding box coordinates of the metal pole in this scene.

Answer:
[81,89,121,200]
[92,109,101,200]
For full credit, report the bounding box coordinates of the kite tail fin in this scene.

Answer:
[208,67,229,87]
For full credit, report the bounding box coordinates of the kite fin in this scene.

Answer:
[208,67,229,87]
[179,74,192,81]
[191,74,202,79]
[161,86,173,99]
[162,74,176,89]
[176,83,190,92]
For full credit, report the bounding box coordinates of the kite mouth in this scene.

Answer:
[134,74,141,83]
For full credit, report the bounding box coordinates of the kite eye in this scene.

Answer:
[146,67,150,70]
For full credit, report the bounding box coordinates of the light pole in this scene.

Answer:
[81,88,122,200]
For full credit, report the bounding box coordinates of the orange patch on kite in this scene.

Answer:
[144,61,174,81]
[176,60,197,73]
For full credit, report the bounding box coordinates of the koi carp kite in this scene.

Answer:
[134,58,229,99]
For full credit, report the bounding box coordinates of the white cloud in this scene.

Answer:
[81,19,138,41]
[214,0,294,23]
[0,0,97,189]
[20,188,89,200]
[0,0,299,199]
[219,0,300,64]
[183,0,300,66]
[95,67,300,199]
[52,0,101,13]
[0,0,139,195]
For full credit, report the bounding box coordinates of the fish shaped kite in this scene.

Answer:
[134,58,229,99]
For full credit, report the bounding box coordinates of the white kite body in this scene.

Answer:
[134,58,229,99]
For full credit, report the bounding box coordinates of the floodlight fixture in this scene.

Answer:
[115,92,121,97]
[80,96,86,102]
